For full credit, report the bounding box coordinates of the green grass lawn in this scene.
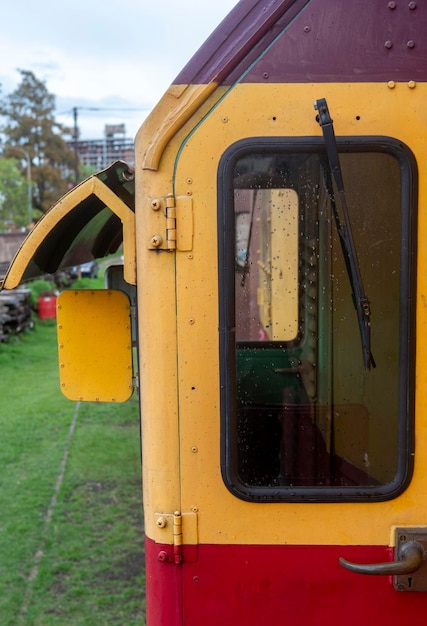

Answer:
[0,321,145,625]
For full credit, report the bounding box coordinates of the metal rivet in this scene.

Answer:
[387,80,396,89]
[388,1,396,8]
[191,446,198,453]
[263,72,269,79]
[408,1,416,9]
[188,317,195,325]
[222,116,228,123]
[186,178,193,184]
[158,551,169,562]
[157,516,167,528]
[408,80,416,89]
[186,189,192,196]
[384,41,393,49]
[187,253,193,259]
[303,25,310,32]
[407,40,415,48]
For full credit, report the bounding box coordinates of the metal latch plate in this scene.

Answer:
[394,528,427,592]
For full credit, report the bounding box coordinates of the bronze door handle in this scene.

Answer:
[339,541,424,576]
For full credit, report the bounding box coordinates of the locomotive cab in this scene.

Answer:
[3,1,427,624]
[134,1,424,623]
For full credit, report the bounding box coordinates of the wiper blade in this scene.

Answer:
[314,98,375,370]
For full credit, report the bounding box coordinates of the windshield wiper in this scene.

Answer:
[314,98,375,370]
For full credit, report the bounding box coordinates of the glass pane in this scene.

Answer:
[235,188,298,342]
[225,145,412,495]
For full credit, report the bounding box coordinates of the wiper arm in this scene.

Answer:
[314,98,375,370]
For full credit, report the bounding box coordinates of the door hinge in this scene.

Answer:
[165,195,177,250]
[154,510,198,564]
[148,194,193,251]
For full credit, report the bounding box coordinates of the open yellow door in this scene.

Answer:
[1,160,136,289]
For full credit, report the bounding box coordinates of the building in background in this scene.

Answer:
[68,124,134,173]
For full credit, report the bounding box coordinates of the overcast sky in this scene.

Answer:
[0,0,239,140]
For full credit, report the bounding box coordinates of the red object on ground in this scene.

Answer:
[38,296,57,320]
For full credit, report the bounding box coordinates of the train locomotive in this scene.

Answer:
[3,0,427,623]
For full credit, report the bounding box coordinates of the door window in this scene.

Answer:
[218,138,417,501]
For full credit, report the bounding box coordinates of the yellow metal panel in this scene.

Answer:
[176,196,193,251]
[57,290,133,402]
[134,79,427,548]
[169,81,427,548]
[134,164,181,539]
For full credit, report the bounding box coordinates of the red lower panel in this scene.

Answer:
[146,538,427,626]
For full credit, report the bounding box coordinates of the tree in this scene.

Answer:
[0,70,76,218]
[0,158,28,230]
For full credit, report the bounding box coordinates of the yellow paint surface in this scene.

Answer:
[57,290,133,402]
[137,81,427,547]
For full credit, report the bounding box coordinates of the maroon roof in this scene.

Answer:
[173,0,427,85]
[173,0,308,85]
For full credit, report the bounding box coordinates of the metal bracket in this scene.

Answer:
[394,528,427,592]
[148,195,193,251]
[154,510,198,563]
